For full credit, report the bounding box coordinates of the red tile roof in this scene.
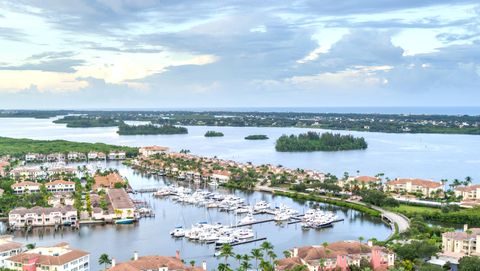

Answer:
[387,178,442,188]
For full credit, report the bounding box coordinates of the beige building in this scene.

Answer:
[5,243,89,271]
[139,146,169,157]
[45,180,76,193]
[386,178,443,197]
[107,189,136,219]
[9,206,77,228]
[441,225,480,259]
[455,185,480,201]
[11,181,41,194]
[276,241,395,271]
[338,176,381,189]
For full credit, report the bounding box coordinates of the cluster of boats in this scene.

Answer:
[301,209,339,229]
[170,222,255,245]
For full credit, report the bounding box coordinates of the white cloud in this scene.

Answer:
[0,70,88,92]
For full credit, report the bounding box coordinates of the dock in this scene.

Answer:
[215,237,267,248]
[236,218,275,227]
[133,188,158,194]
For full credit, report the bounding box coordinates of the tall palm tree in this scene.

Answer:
[219,244,235,265]
[189,260,196,267]
[260,241,274,255]
[98,253,112,270]
[251,248,263,271]
[235,254,243,265]
[240,260,252,271]
[464,176,473,186]
[283,250,292,258]
[267,250,277,265]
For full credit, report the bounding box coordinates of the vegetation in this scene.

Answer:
[117,124,188,135]
[204,131,224,137]
[0,136,138,157]
[0,110,70,119]
[98,253,112,270]
[54,116,120,127]
[388,204,480,226]
[275,132,368,152]
[0,177,51,216]
[459,256,480,271]
[245,134,269,140]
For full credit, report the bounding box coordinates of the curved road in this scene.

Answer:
[256,185,410,236]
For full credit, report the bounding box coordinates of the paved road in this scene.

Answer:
[256,185,410,235]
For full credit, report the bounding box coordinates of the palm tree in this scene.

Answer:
[26,243,36,250]
[98,253,112,270]
[251,248,263,271]
[267,250,277,265]
[219,244,235,265]
[235,254,243,265]
[218,263,231,271]
[240,260,252,271]
[464,176,473,186]
[283,250,292,258]
[358,236,364,243]
[189,260,196,267]
[260,241,274,254]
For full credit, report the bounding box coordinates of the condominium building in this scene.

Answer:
[108,251,204,271]
[5,243,89,271]
[276,241,395,271]
[441,225,480,259]
[107,189,136,219]
[338,176,381,189]
[8,206,77,228]
[0,236,23,268]
[11,181,41,194]
[454,185,480,201]
[108,151,126,160]
[139,146,169,157]
[93,173,126,191]
[44,180,76,193]
[386,178,443,197]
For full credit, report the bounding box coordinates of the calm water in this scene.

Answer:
[0,162,390,270]
[0,117,479,181]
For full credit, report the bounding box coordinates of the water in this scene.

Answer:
[0,117,479,181]
[1,162,390,270]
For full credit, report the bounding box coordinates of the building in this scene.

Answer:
[87,152,106,160]
[386,178,443,197]
[0,161,10,177]
[107,189,136,219]
[338,176,381,189]
[108,251,205,271]
[45,180,76,193]
[276,241,395,271]
[5,242,89,271]
[139,146,170,157]
[10,166,45,180]
[441,225,480,259]
[11,181,41,194]
[108,151,126,160]
[210,171,231,183]
[455,185,480,201]
[25,153,45,162]
[47,166,77,177]
[93,173,126,191]
[46,153,65,162]
[67,152,86,161]
[8,206,77,228]
[0,235,23,268]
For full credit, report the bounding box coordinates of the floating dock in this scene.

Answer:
[215,237,267,248]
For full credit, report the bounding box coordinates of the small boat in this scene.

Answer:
[115,218,135,224]
[238,214,256,225]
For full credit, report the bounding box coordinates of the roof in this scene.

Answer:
[443,228,480,240]
[455,185,480,192]
[141,146,169,151]
[109,256,189,271]
[45,180,75,186]
[0,241,22,252]
[387,178,442,188]
[7,244,88,266]
[10,206,76,216]
[107,189,135,209]
[294,241,391,262]
[11,181,40,188]
[276,257,304,271]
[93,173,125,189]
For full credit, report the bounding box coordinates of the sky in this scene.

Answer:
[0,0,479,109]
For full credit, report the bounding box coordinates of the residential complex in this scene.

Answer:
[455,185,480,201]
[276,241,395,271]
[93,173,126,191]
[9,206,77,228]
[108,252,204,271]
[0,236,23,268]
[386,178,443,197]
[12,180,75,194]
[338,176,381,189]
[139,146,169,157]
[5,243,89,271]
[107,188,136,219]
[441,225,480,259]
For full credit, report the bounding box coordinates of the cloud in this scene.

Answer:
[0,59,85,73]
[0,27,27,42]
[0,70,88,92]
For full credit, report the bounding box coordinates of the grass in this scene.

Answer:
[387,204,440,215]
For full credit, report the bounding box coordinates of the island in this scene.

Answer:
[0,136,138,157]
[275,132,368,152]
[117,124,188,135]
[204,131,224,137]
[53,116,120,127]
[245,134,269,140]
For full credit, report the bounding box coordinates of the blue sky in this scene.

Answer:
[0,0,479,108]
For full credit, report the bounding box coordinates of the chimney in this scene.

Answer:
[202,261,207,271]
[134,251,138,261]
[293,247,298,257]
[367,240,373,247]
[111,258,116,267]
[464,224,469,232]
[176,250,180,260]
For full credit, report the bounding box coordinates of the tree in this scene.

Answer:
[459,256,480,271]
[98,253,112,270]
[418,263,445,271]
[283,250,292,258]
[26,243,36,250]
[251,248,263,271]
[189,260,195,267]
[219,244,235,265]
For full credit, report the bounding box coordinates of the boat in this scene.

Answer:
[170,226,185,237]
[274,212,291,222]
[238,214,256,225]
[115,218,135,224]
[253,201,270,212]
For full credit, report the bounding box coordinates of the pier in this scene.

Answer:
[215,237,267,248]
[236,218,275,227]
[133,188,158,194]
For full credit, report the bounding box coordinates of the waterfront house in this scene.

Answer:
[386,178,443,197]
[441,225,480,260]
[139,146,169,157]
[87,151,106,160]
[276,241,395,271]
[108,151,126,160]
[25,153,45,162]
[10,166,45,180]
[454,185,480,201]
[108,251,205,271]
[5,242,89,271]
[210,170,231,183]
[46,153,65,162]
[93,173,126,191]
[8,206,77,228]
[45,180,76,193]
[67,152,86,161]
[0,235,23,268]
[48,193,75,207]
[0,161,9,177]
[47,166,77,177]
[11,181,41,194]
[107,189,136,219]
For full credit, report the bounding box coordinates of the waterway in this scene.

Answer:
[0,162,391,270]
